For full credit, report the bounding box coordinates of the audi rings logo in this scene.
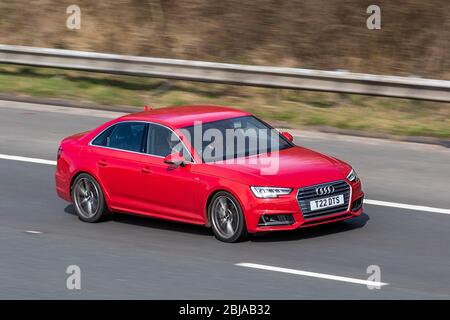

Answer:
[315,185,335,196]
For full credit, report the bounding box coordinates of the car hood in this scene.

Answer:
[204,146,351,187]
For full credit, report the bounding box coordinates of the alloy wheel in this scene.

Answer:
[211,195,240,239]
[73,178,100,219]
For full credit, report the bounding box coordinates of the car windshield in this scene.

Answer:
[180,116,293,163]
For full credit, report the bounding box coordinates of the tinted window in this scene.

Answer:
[180,116,292,162]
[91,126,114,147]
[92,122,147,153]
[147,124,192,161]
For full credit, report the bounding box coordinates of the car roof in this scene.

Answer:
[119,105,251,128]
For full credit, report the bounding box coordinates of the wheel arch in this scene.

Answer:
[204,187,246,228]
[69,170,110,206]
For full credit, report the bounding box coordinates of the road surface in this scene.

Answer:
[0,100,449,299]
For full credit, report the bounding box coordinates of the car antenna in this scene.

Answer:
[144,105,153,111]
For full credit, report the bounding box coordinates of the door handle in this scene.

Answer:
[141,167,152,174]
[98,160,108,167]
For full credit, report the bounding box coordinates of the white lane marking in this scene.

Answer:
[0,154,56,166]
[1,153,449,216]
[236,263,389,287]
[364,199,450,215]
[25,230,42,234]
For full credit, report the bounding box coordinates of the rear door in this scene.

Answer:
[90,121,150,213]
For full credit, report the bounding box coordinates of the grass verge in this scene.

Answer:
[0,64,449,139]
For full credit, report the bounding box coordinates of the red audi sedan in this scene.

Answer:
[55,105,364,242]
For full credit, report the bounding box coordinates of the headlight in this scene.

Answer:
[347,168,359,182]
[250,186,293,198]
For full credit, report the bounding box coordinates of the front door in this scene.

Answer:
[139,123,201,223]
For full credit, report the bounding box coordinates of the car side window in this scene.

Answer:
[91,126,115,147]
[147,124,192,161]
[92,122,147,153]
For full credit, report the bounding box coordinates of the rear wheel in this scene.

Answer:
[209,192,248,243]
[72,173,109,222]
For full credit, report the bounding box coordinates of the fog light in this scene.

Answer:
[258,214,294,226]
[351,196,364,212]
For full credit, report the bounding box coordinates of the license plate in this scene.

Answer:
[310,194,344,211]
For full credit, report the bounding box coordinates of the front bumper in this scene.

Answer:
[244,179,364,233]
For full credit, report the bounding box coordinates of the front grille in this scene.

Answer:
[297,180,350,219]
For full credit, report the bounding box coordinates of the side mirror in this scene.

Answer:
[163,153,186,167]
[281,131,294,142]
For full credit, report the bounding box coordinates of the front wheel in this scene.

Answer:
[209,192,248,243]
[72,173,109,222]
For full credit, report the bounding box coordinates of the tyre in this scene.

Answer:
[209,191,248,243]
[72,173,109,222]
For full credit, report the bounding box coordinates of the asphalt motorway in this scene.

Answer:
[0,101,449,299]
